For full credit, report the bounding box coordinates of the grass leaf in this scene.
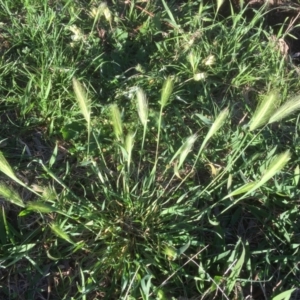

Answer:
[293,164,300,186]
[177,239,191,256]
[26,202,59,213]
[225,182,257,198]
[140,275,153,300]
[226,240,245,293]
[50,223,75,245]
[223,151,291,207]
[161,0,178,29]
[272,289,296,300]
[0,152,24,187]
[257,150,291,184]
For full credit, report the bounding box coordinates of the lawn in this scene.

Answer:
[0,0,300,299]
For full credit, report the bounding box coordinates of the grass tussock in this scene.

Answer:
[0,1,300,299]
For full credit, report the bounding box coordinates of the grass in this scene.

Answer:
[0,0,300,299]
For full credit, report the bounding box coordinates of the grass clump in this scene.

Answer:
[0,1,300,299]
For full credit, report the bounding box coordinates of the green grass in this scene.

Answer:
[1,0,300,299]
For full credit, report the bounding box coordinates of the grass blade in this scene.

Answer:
[26,202,59,213]
[0,152,28,189]
[161,0,178,29]
[224,182,257,198]
[258,150,291,187]
[226,240,245,294]
[222,151,291,212]
[50,223,75,245]
[272,288,296,300]
[140,275,153,300]
[177,239,191,256]
[293,164,300,186]
[232,150,290,198]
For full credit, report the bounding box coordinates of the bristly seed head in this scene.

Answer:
[160,77,174,108]
[136,88,148,127]
[110,104,123,141]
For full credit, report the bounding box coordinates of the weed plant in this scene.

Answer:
[0,0,300,299]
